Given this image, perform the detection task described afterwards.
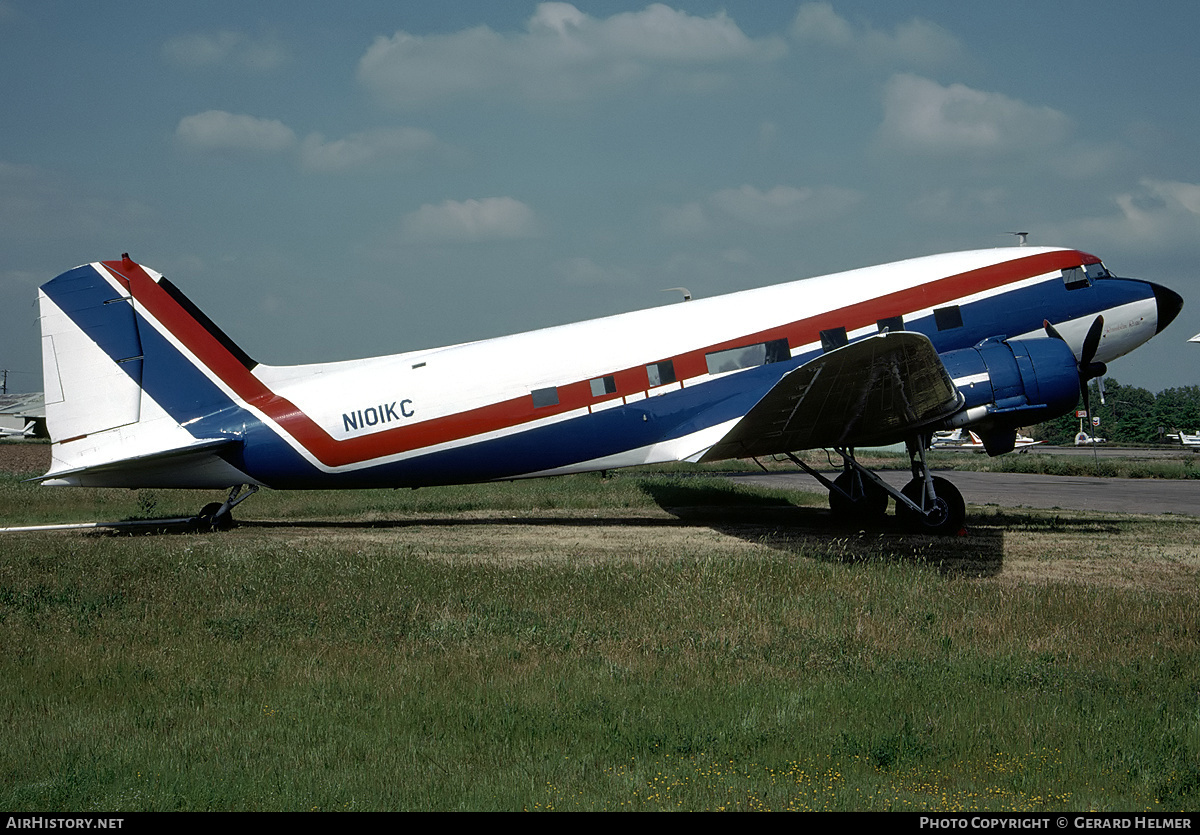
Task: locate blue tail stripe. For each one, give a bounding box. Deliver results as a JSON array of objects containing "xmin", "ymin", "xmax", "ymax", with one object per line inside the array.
[{"xmin": 42, "ymin": 266, "xmax": 143, "ymax": 367}]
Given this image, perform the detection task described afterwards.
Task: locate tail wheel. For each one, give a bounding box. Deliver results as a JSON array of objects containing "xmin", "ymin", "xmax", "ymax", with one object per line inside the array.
[
  {"xmin": 828, "ymin": 470, "xmax": 889, "ymax": 521},
  {"xmin": 895, "ymin": 476, "xmax": 965, "ymax": 535}
]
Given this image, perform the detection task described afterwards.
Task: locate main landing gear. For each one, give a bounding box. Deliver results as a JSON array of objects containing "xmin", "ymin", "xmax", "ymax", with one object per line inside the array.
[
  {"xmin": 786, "ymin": 436, "xmax": 966, "ymax": 535},
  {"xmin": 194, "ymin": 484, "xmax": 259, "ymax": 531}
]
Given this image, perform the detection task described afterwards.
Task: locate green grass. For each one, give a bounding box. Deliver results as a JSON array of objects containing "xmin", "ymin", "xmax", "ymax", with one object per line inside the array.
[
  {"xmin": 0, "ymin": 466, "xmax": 815, "ymax": 528},
  {"xmin": 1, "ymin": 469, "xmax": 1198, "ymax": 811},
  {"xmin": 926, "ymin": 451, "xmax": 1200, "ymax": 480}
]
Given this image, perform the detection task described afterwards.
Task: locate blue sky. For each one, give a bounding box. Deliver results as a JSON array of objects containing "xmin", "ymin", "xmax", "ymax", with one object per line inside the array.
[{"xmin": 3, "ymin": 1, "xmax": 1199, "ymax": 396}]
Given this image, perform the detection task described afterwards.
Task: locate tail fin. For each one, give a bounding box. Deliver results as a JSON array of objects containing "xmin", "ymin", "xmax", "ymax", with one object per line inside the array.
[
  {"xmin": 37, "ymin": 255, "xmax": 251, "ymax": 487},
  {"xmin": 39, "ymin": 258, "xmax": 145, "ymax": 441}
]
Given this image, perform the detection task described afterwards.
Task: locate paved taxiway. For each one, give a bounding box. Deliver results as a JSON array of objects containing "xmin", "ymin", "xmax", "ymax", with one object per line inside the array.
[{"xmin": 728, "ymin": 469, "xmax": 1200, "ymax": 517}]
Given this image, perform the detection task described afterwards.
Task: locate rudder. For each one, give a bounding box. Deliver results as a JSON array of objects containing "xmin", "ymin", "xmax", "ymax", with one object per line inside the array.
[{"xmin": 39, "ymin": 260, "xmax": 145, "ymax": 441}]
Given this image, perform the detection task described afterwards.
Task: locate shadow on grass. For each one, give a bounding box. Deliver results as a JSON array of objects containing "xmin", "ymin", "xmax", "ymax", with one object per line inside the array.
[
  {"xmin": 638, "ymin": 479, "xmax": 1011, "ymax": 577},
  {"xmin": 90, "ymin": 477, "xmax": 1134, "ymax": 580},
  {"xmin": 638, "ymin": 478, "xmax": 1137, "ymax": 578}
]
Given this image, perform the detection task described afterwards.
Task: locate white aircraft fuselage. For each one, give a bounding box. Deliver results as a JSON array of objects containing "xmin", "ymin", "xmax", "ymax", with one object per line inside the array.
[{"xmin": 36, "ymin": 248, "xmax": 1182, "ymax": 511}]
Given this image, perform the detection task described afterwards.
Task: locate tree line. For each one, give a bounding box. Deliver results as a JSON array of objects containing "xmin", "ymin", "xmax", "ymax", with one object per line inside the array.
[{"xmin": 1030, "ymin": 378, "xmax": 1200, "ymax": 445}]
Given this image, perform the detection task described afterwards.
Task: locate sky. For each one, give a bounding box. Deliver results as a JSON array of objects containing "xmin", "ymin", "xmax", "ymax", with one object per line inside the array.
[{"xmin": 2, "ymin": 1, "xmax": 1200, "ymax": 396}]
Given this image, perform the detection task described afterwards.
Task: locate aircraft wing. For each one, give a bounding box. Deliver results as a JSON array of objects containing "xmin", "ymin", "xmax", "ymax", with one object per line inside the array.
[{"xmin": 699, "ymin": 332, "xmax": 963, "ymax": 461}]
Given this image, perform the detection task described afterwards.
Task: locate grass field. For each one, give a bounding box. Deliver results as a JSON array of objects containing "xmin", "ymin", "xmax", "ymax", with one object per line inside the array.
[{"xmin": 2, "ymin": 447, "xmax": 1199, "ymax": 811}]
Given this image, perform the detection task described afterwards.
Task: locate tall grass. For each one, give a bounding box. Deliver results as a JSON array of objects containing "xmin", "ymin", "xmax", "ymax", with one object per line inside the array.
[
  {"xmin": 1, "ymin": 472, "xmax": 1198, "ymax": 810},
  {"xmin": 930, "ymin": 452, "xmax": 1200, "ymax": 480}
]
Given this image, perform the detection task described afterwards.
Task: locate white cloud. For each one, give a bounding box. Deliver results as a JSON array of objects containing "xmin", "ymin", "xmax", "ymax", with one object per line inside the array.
[
  {"xmin": 662, "ymin": 184, "xmax": 860, "ymax": 235},
  {"xmin": 163, "ymin": 30, "xmax": 287, "ymax": 71},
  {"xmin": 176, "ymin": 111, "xmax": 297, "ymax": 154},
  {"xmin": 791, "ymin": 2, "xmax": 963, "ymax": 68},
  {"xmin": 1053, "ymin": 179, "xmax": 1200, "ymax": 252},
  {"xmin": 554, "ymin": 256, "xmax": 639, "ymax": 288},
  {"xmin": 879, "ymin": 74, "xmax": 1071, "ymax": 155},
  {"xmin": 400, "ymin": 197, "xmax": 540, "ymax": 244},
  {"xmin": 357, "ymin": 2, "xmax": 785, "ymax": 108},
  {"xmin": 176, "ymin": 112, "xmax": 443, "ymax": 171},
  {"xmin": 299, "ymin": 127, "xmax": 438, "ymax": 172},
  {"xmin": 1150, "ymin": 179, "xmax": 1200, "ymax": 215}
]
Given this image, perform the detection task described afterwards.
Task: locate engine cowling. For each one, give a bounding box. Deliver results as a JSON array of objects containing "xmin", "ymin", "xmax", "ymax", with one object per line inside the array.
[{"xmin": 938, "ymin": 337, "xmax": 1081, "ymax": 455}]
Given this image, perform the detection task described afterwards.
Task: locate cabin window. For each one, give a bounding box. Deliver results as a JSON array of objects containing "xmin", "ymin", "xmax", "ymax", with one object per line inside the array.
[
  {"xmin": 1062, "ymin": 267, "xmax": 1090, "ymax": 289},
  {"xmin": 589, "ymin": 375, "xmax": 616, "ymax": 397},
  {"xmin": 933, "ymin": 305, "xmax": 963, "ymax": 331},
  {"xmin": 646, "ymin": 360, "xmax": 676, "ymax": 387},
  {"xmin": 705, "ymin": 338, "xmax": 790, "ymax": 375},
  {"xmin": 877, "ymin": 316, "xmax": 905, "ymax": 333},
  {"xmin": 820, "ymin": 327, "xmax": 848, "ymax": 352},
  {"xmin": 1084, "ymin": 262, "xmax": 1110, "ymax": 281},
  {"xmin": 531, "ymin": 387, "xmax": 559, "ymax": 408}
]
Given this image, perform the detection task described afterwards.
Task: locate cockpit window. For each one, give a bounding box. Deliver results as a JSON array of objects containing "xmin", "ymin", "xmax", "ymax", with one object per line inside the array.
[
  {"xmin": 1061, "ymin": 267, "xmax": 1090, "ymax": 289},
  {"xmin": 1064, "ymin": 262, "xmax": 1110, "ymax": 289}
]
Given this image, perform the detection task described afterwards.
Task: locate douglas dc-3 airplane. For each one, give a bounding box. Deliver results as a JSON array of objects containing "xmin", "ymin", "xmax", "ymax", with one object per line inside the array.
[{"xmin": 34, "ymin": 247, "xmax": 1181, "ymax": 534}]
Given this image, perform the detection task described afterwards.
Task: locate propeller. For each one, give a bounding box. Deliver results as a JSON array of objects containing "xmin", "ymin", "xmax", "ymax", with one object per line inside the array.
[{"xmin": 1044, "ymin": 315, "xmax": 1107, "ymax": 448}]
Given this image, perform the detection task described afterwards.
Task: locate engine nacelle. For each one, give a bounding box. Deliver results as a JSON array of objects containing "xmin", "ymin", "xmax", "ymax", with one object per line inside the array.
[{"xmin": 938, "ymin": 337, "xmax": 1080, "ymax": 455}]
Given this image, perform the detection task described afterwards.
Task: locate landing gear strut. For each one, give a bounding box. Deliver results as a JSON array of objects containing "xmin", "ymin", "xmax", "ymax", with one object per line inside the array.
[
  {"xmin": 194, "ymin": 484, "xmax": 259, "ymax": 531},
  {"xmin": 827, "ymin": 466, "xmax": 889, "ymax": 523},
  {"xmin": 891, "ymin": 436, "xmax": 966, "ymax": 534},
  {"xmin": 786, "ymin": 436, "xmax": 966, "ymax": 535}
]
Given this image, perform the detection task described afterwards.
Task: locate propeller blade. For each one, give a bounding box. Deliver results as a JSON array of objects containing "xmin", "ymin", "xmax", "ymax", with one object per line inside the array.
[
  {"xmin": 1081, "ymin": 315, "xmax": 1105, "ymax": 367},
  {"xmin": 1082, "ymin": 360, "xmax": 1108, "ymax": 381},
  {"xmin": 1044, "ymin": 315, "xmax": 1106, "ymax": 469}
]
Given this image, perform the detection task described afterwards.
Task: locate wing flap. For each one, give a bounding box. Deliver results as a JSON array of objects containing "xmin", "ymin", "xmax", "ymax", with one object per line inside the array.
[{"xmin": 700, "ymin": 332, "xmax": 962, "ymax": 461}]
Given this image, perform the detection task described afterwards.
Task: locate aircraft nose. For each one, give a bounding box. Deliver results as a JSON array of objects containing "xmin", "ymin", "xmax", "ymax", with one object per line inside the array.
[{"xmin": 1151, "ymin": 282, "xmax": 1184, "ymax": 334}]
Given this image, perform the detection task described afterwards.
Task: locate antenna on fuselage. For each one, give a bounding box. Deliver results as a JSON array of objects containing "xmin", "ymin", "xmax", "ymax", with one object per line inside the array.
[
  {"xmin": 663, "ymin": 287, "xmax": 693, "ymax": 302},
  {"xmin": 1010, "ymin": 232, "xmax": 1029, "ymax": 246}
]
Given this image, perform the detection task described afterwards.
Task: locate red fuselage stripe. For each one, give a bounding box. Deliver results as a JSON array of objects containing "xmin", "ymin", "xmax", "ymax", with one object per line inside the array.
[{"xmin": 102, "ymin": 250, "xmax": 1089, "ymax": 468}]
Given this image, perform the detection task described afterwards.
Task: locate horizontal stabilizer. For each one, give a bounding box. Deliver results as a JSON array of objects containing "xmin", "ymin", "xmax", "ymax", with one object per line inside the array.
[
  {"xmin": 700, "ymin": 332, "xmax": 962, "ymax": 461},
  {"xmin": 34, "ymin": 437, "xmax": 245, "ymax": 487}
]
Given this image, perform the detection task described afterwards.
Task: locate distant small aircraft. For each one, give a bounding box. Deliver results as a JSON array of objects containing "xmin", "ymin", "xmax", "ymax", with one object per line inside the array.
[
  {"xmin": 34, "ymin": 247, "xmax": 1181, "ymax": 533},
  {"xmin": 1073, "ymin": 415, "xmax": 1107, "ymax": 446},
  {"xmin": 1165, "ymin": 430, "xmax": 1200, "ymax": 448},
  {"xmin": 0, "ymin": 421, "xmax": 34, "ymax": 439},
  {"xmin": 931, "ymin": 428, "xmax": 1042, "ymax": 452},
  {"xmin": 1179, "ymin": 335, "xmax": 1200, "ymax": 447}
]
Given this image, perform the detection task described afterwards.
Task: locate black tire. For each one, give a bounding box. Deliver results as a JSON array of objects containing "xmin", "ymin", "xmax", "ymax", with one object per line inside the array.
[
  {"xmin": 828, "ymin": 470, "xmax": 889, "ymax": 522},
  {"xmin": 196, "ymin": 501, "xmax": 234, "ymax": 532},
  {"xmin": 895, "ymin": 476, "xmax": 965, "ymax": 535}
]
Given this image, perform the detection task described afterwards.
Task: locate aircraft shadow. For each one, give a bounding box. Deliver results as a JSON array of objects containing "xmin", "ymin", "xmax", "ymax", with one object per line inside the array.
[
  {"xmin": 636, "ymin": 480, "xmax": 1006, "ymax": 577},
  {"xmin": 637, "ymin": 480, "xmax": 1132, "ymax": 578},
  {"xmin": 97, "ymin": 482, "xmax": 1130, "ymax": 581}
]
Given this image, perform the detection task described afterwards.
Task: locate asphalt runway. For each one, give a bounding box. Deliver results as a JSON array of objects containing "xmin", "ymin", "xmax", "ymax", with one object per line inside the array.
[{"xmin": 728, "ymin": 469, "xmax": 1200, "ymax": 517}]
